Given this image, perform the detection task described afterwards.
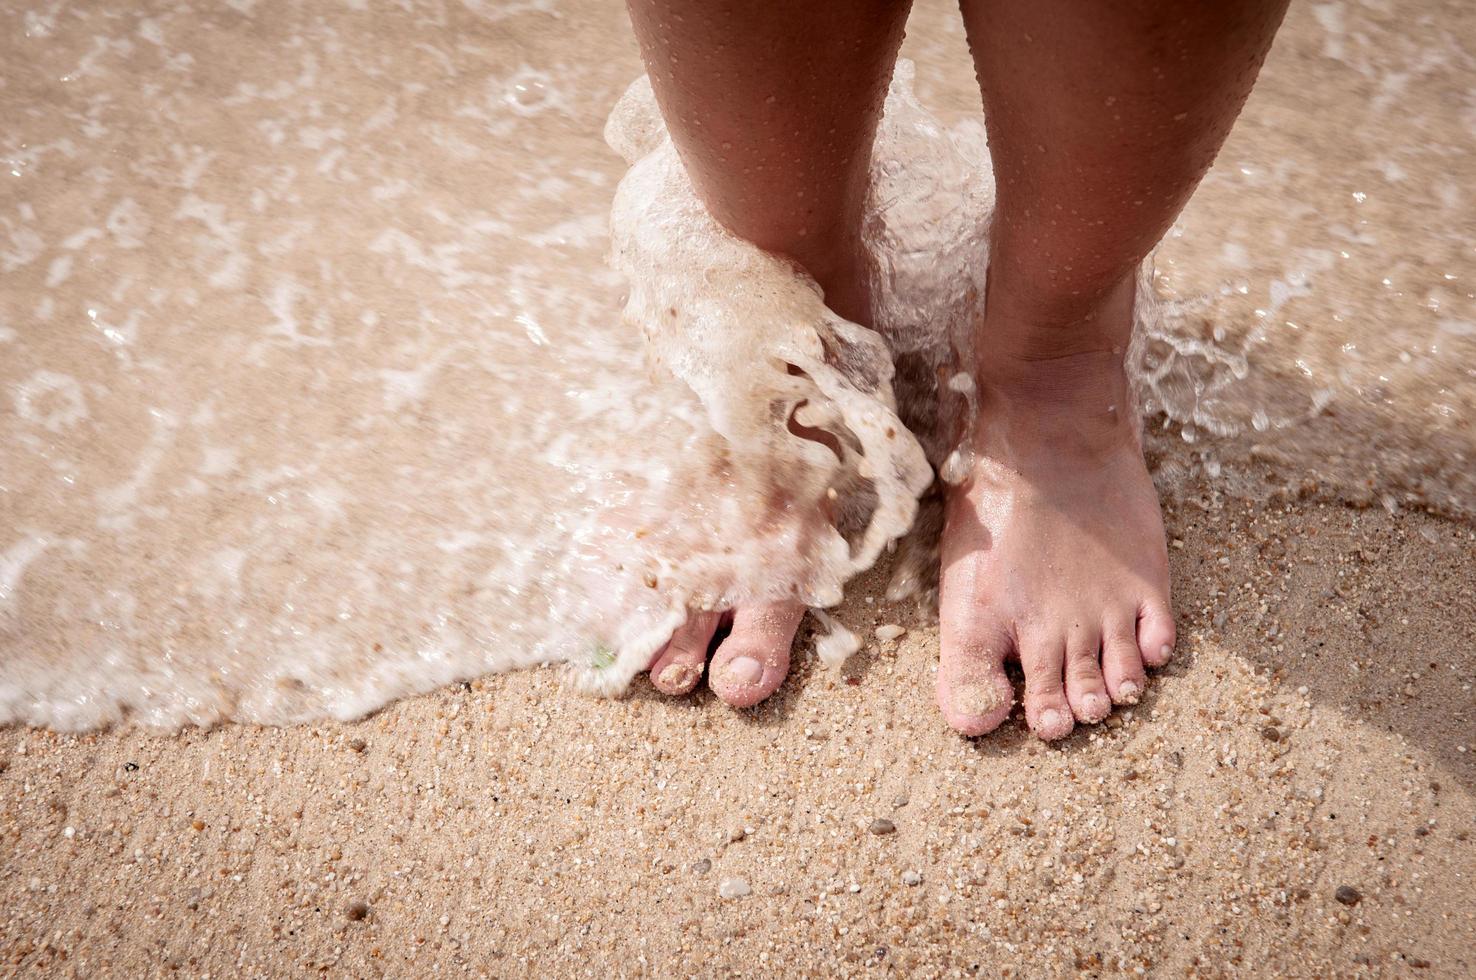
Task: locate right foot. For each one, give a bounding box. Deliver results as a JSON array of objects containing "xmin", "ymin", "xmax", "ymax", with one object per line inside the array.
[
  {"xmin": 642, "ymin": 239, "xmax": 867, "ymax": 710},
  {"xmin": 647, "ymin": 601, "xmax": 806, "ymax": 707}
]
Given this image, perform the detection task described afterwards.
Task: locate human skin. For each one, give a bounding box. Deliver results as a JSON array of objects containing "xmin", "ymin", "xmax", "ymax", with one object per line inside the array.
[{"xmin": 626, "ymin": 0, "xmax": 1290, "ymax": 735}]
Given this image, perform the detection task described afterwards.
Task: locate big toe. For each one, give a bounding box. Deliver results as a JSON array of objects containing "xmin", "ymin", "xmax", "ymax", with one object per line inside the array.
[
  {"xmin": 937, "ymin": 613, "xmax": 1015, "ymax": 737},
  {"xmin": 936, "ymin": 668, "xmax": 1014, "ymax": 737},
  {"xmin": 708, "ymin": 601, "xmax": 805, "ymax": 708},
  {"xmin": 648, "ymin": 610, "xmax": 719, "ymax": 696}
]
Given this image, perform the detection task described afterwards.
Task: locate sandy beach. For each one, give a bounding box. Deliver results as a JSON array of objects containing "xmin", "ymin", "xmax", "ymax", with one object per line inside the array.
[
  {"xmin": 4, "ymin": 0, "xmax": 1475, "ymax": 975},
  {"xmin": 4, "ymin": 467, "xmax": 1475, "ymax": 975}
]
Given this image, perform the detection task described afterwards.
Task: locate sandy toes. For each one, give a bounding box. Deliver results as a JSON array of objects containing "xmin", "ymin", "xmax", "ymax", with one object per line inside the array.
[{"xmin": 647, "ymin": 602, "xmax": 806, "ymax": 707}]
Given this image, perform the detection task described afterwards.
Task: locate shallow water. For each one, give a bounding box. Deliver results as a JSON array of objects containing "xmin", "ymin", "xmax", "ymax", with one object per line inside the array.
[{"xmin": 2, "ymin": 0, "xmax": 1472, "ymax": 730}]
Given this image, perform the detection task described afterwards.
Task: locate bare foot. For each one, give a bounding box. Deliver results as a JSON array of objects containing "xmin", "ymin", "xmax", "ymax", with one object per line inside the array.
[
  {"xmin": 937, "ymin": 279, "xmax": 1175, "ymax": 741},
  {"xmin": 637, "ymin": 228, "xmax": 873, "ymax": 708},
  {"xmin": 643, "ymin": 240, "xmax": 870, "ymax": 710},
  {"xmin": 647, "ymin": 601, "xmax": 806, "ymax": 707}
]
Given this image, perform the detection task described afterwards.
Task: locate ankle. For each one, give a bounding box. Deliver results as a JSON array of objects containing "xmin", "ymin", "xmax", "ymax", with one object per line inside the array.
[
  {"xmin": 973, "ymin": 348, "xmax": 1133, "ymax": 431},
  {"xmin": 969, "ymin": 271, "xmax": 1138, "ymax": 439},
  {"xmin": 802, "ymin": 236, "xmax": 873, "ymax": 327},
  {"xmin": 966, "ymin": 353, "xmax": 1140, "ymax": 469},
  {"xmin": 975, "ymin": 268, "xmax": 1136, "ymax": 368}
]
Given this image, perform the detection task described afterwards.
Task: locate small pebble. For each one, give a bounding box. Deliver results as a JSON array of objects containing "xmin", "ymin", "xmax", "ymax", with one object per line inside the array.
[
  {"xmin": 1260, "ymin": 725, "xmax": 1282, "ymax": 742},
  {"xmin": 718, "ymin": 877, "xmax": 750, "ymax": 899},
  {"xmin": 1334, "ymin": 885, "xmax": 1362, "ymax": 906},
  {"xmin": 892, "ymin": 793, "xmax": 909, "ymax": 809},
  {"xmin": 346, "ymin": 902, "xmax": 369, "ymax": 921},
  {"xmin": 874, "ymin": 624, "xmax": 905, "ymax": 642},
  {"xmin": 727, "ymin": 826, "xmax": 746, "ymax": 843},
  {"xmin": 347, "ymin": 737, "xmax": 367, "ymax": 753},
  {"xmin": 902, "ymin": 870, "xmax": 923, "ymax": 887},
  {"xmin": 692, "ymin": 858, "xmax": 711, "ymax": 875},
  {"xmin": 869, "ymin": 818, "xmax": 896, "ymax": 836}
]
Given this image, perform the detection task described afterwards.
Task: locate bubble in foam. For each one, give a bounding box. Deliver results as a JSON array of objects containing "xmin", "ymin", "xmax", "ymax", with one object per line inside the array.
[
  {"xmin": 13, "ymin": 371, "xmax": 89, "ymax": 432},
  {"xmin": 499, "ymin": 67, "xmax": 562, "ymax": 117}
]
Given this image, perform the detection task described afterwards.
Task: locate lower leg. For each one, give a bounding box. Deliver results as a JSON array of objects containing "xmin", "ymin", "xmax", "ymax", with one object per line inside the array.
[
  {"xmin": 937, "ymin": 0, "xmax": 1288, "ymax": 739},
  {"xmin": 965, "ymin": 0, "xmax": 1290, "ymax": 356},
  {"xmin": 625, "ymin": 0, "xmax": 912, "ymax": 324},
  {"xmin": 626, "ymin": 0, "xmax": 911, "ymax": 706}
]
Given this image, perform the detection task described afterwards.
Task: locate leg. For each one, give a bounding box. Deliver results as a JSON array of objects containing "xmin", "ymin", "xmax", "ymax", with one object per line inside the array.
[
  {"xmin": 626, "ymin": 0, "xmax": 912, "ymax": 705},
  {"xmin": 625, "ymin": 0, "xmax": 913, "ymax": 324},
  {"xmin": 938, "ymin": 0, "xmax": 1289, "ymax": 739}
]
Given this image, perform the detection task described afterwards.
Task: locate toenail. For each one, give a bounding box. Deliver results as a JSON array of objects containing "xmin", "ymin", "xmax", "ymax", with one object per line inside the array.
[
  {"xmin": 1118, "ymin": 680, "xmax": 1142, "ymax": 703},
  {"xmin": 1082, "ymin": 692, "xmax": 1109, "ymax": 719},
  {"xmin": 1159, "ymin": 644, "xmax": 1174, "ymax": 661},
  {"xmin": 1040, "ymin": 708, "xmax": 1068, "ymax": 734},
  {"xmin": 723, "ymin": 656, "xmax": 765, "ymax": 686},
  {"xmin": 657, "ymin": 663, "xmax": 699, "ymax": 691}
]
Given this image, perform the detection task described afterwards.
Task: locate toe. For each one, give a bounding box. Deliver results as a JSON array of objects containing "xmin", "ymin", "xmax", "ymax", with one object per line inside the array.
[
  {"xmin": 1102, "ymin": 615, "xmax": 1148, "ymax": 705},
  {"xmin": 1063, "ymin": 628, "xmax": 1111, "ymax": 724},
  {"xmin": 1020, "ymin": 634, "xmax": 1074, "ymax": 741},
  {"xmin": 708, "ymin": 601, "xmax": 804, "ymax": 708},
  {"xmin": 648, "ymin": 610, "xmax": 719, "ymax": 696},
  {"xmin": 936, "ymin": 631, "xmax": 1014, "ymax": 738},
  {"xmin": 1137, "ymin": 599, "xmax": 1176, "ymax": 667}
]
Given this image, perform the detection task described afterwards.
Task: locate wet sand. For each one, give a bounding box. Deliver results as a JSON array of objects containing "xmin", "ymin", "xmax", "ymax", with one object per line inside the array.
[{"xmin": 4, "ymin": 0, "xmax": 1476, "ymax": 975}]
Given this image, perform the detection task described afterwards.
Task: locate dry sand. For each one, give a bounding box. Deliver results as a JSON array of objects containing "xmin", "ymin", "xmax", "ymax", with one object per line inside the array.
[{"xmin": 4, "ymin": 0, "xmax": 1476, "ymax": 976}]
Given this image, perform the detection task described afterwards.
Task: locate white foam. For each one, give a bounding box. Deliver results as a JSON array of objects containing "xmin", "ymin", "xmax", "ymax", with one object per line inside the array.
[
  {"xmin": 586, "ymin": 67, "xmax": 990, "ymax": 687},
  {"xmin": 0, "ymin": 535, "xmax": 50, "ymax": 608}
]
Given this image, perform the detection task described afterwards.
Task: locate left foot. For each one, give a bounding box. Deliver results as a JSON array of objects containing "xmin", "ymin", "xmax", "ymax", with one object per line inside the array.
[
  {"xmin": 936, "ymin": 279, "xmax": 1176, "ymax": 740},
  {"xmin": 647, "ymin": 601, "xmax": 806, "ymax": 707}
]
